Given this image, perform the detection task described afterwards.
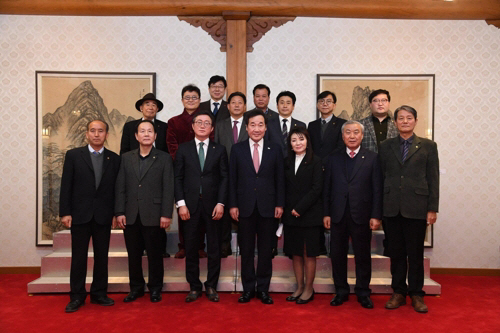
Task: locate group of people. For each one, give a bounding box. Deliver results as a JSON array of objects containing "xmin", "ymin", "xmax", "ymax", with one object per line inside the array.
[{"xmin": 59, "ymin": 75, "xmax": 439, "ymax": 315}]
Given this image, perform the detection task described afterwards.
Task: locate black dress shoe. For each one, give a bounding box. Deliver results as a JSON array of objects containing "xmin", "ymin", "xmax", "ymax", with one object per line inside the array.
[
  {"xmin": 162, "ymin": 251, "xmax": 171, "ymax": 258},
  {"xmin": 238, "ymin": 291, "xmax": 255, "ymax": 303},
  {"xmin": 330, "ymin": 294, "xmax": 349, "ymax": 306},
  {"xmin": 296, "ymin": 290, "xmax": 315, "ymax": 304},
  {"xmin": 185, "ymin": 290, "xmax": 202, "ymax": 303},
  {"xmin": 123, "ymin": 291, "xmax": 144, "ymax": 303},
  {"xmin": 286, "ymin": 293, "xmax": 302, "ymax": 302},
  {"xmin": 65, "ymin": 299, "xmax": 84, "ymax": 313},
  {"xmin": 90, "ymin": 296, "xmax": 114, "ymax": 306},
  {"xmin": 358, "ymin": 296, "xmax": 374, "ymax": 309},
  {"xmin": 150, "ymin": 290, "xmax": 162, "ymax": 303},
  {"xmin": 256, "ymin": 291, "xmax": 274, "ymax": 304},
  {"xmin": 206, "ymin": 287, "xmax": 219, "ymax": 302}
]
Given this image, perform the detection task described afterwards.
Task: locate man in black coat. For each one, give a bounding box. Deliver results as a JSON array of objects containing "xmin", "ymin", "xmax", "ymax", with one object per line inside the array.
[
  {"xmin": 174, "ymin": 111, "xmax": 229, "ymax": 303},
  {"xmin": 199, "ymin": 75, "xmax": 230, "ymax": 122},
  {"xmin": 59, "ymin": 120, "xmax": 121, "ymax": 313},
  {"xmin": 323, "ymin": 120, "xmax": 383, "ymax": 309}
]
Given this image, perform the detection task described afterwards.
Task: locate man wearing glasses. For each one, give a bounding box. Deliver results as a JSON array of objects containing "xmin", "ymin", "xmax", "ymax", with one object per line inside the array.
[
  {"xmin": 199, "ymin": 75, "xmax": 230, "ymax": 122},
  {"xmin": 359, "ymin": 89, "xmax": 399, "ymax": 153},
  {"xmin": 168, "ymin": 84, "xmax": 212, "ymax": 258},
  {"xmin": 174, "ymin": 111, "xmax": 228, "ymax": 302}
]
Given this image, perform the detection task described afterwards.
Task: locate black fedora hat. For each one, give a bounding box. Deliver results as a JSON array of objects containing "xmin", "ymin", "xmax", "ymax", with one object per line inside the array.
[{"xmin": 135, "ymin": 93, "xmax": 164, "ymax": 112}]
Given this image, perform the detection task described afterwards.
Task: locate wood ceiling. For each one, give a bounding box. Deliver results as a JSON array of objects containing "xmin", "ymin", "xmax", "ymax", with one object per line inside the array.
[{"xmin": 1, "ymin": 0, "xmax": 499, "ymax": 27}]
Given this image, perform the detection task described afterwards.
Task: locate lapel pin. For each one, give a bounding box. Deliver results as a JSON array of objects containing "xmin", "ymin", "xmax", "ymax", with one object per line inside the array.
[
  {"xmin": 362, "ymin": 156, "xmax": 365, "ymax": 159},
  {"xmin": 153, "ymin": 156, "xmax": 156, "ymax": 159},
  {"xmin": 107, "ymin": 157, "xmax": 110, "ymax": 160},
  {"xmin": 416, "ymin": 146, "xmax": 419, "ymax": 148},
  {"xmin": 267, "ymin": 147, "xmax": 271, "ymax": 150}
]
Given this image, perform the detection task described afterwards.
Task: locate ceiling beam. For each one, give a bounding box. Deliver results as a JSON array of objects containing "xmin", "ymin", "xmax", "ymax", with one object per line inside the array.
[{"xmin": 1, "ymin": 0, "xmax": 500, "ymax": 21}]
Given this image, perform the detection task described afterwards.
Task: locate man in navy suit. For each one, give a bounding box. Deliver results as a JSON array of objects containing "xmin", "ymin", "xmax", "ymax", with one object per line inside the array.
[
  {"xmin": 267, "ymin": 90, "xmax": 306, "ymax": 158},
  {"xmin": 59, "ymin": 120, "xmax": 121, "ymax": 313},
  {"xmin": 229, "ymin": 110, "xmax": 285, "ymax": 304},
  {"xmin": 174, "ymin": 111, "xmax": 229, "ymax": 303},
  {"xmin": 323, "ymin": 120, "xmax": 383, "ymax": 309}
]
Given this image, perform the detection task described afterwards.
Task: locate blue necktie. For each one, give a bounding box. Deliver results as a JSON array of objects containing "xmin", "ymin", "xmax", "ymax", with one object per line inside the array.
[
  {"xmin": 402, "ymin": 140, "xmax": 410, "ymax": 162},
  {"xmin": 213, "ymin": 102, "xmax": 219, "ymax": 116}
]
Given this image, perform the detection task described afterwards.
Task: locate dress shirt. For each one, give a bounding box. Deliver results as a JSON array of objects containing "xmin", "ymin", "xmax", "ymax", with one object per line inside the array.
[
  {"xmin": 372, "ymin": 115, "xmax": 390, "ymax": 148},
  {"xmin": 346, "ymin": 146, "xmax": 361, "ymax": 158},
  {"xmin": 294, "ymin": 153, "xmax": 305, "ymax": 174},
  {"xmin": 279, "ymin": 115, "xmax": 292, "ymax": 132},
  {"xmin": 88, "ymin": 145, "xmax": 104, "ymax": 154},
  {"xmin": 210, "ymin": 99, "xmax": 223, "ymax": 113},
  {"xmin": 321, "ymin": 114, "xmax": 334, "ymax": 124},
  {"xmin": 249, "ymin": 138, "xmax": 264, "ymax": 163}
]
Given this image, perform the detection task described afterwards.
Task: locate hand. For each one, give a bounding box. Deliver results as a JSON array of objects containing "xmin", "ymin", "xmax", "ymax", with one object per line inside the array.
[
  {"xmin": 230, "ymin": 207, "xmax": 239, "ymax": 222},
  {"xmin": 112, "ymin": 216, "xmax": 117, "ymax": 229},
  {"xmin": 369, "ymin": 218, "xmax": 381, "ymax": 230},
  {"xmin": 160, "ymin": 217, "xmax": 171, "ymax": 229},
  {"xmin": 427, "ymin": 211, "xmax": 437, "ymax": 225},
  {"xmin": 61, "ymin": 215, "xmax": 72, "ymax": 228},
  {"xmin": 291, "ymin": 209, "xmax": 300, "ymax": 218},
  {"xmin": 178, "ymin": 205, "xmax": 190, "ymax": 221},
  {"xmin": 212, "ymin": 204, "xmax": 224, "ymax": 220},
  {"xmin": 323, "ymin": 216, "xmax": 331, "ymax": 230},
  {"xmin": 275, "ymin": 207, "xmax": 283, "ymax": 219},
  {"xmin": 116, "ymin": 215, "xmax": 126, "ymax": 229}
]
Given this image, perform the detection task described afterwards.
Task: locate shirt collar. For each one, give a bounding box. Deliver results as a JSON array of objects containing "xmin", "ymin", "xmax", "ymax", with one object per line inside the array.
[
  {"xmin": 346, "ymin": 146, "xmax": 361, "ymax": 156},
  {"xmin": 230, "ymin": 116, "xmax": 243, "ymax": 123},
  {"xmin": 399, "ymin": 134, "xmax": 415, "ymax": 145},
  {"xmin": 88, "ymin": 145, "xmax": 104, "ymax": 154},
  {"xmin": 279, "ymin": 115, "xmax": 291, "ymax": 124},
  {"xmin": 141, "ymin": 117, "xmax": 155, "ymax": 123},
  {"xmin": 210, "ymin": 98, "xmax": 223, "ymax": 105},
  {"xmin": 195, "ymin": 137, "xmax": 209, "ymax": 147},
  {"xmin": 371, "ymin": 114, "xmax": 389, "ymax": 123},
  {"xmin": 250, "ymin": 138, "xmax": 263, "ymax": 147},
  {"xmin": 321, "ymin": 114, "xmax": 333, "ymax": 123}
]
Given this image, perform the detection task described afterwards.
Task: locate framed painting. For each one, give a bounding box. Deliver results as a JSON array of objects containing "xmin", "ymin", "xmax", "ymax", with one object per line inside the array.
[
  {"xmin": 36, "ymin": 71, "xmax": 156, "ymax": 245},
  {"xmin": 317, "ymin": 74, "xmax": 435, "ymax": 247}
]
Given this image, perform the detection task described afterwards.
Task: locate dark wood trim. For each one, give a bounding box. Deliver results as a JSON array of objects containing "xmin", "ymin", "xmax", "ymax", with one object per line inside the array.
[
  {"xmin": 0, "ymin": 267, "xmax": 41, "ymax": 275},
  {"xmin": 431, "ymin": 268, "xmax": 500, "ymax": 276}
]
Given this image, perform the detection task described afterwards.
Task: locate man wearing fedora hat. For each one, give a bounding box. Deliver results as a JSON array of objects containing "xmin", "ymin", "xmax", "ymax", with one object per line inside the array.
[{"xmin": 120, "ymin": 93, "xmax": 168, "ymax": 155}]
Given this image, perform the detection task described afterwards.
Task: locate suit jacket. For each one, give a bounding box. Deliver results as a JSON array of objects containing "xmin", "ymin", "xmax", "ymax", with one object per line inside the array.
[
  {"xmin": 379, "ymin": 135, "xmax": 439, "ymax": 220},
  {"xmin": 174, "ymin": 140, "xmax": 229, "ymax": 214},
  {"xmin": 359, "ymin": 115, "xmax": 399, "ymax": 153},
  {"xmin": 323, "ymin": 148, "xmax": 383, "ymax": 225},
  {"xmin": 308, "ymin": 115, "xmax": 347, "ymax": 160},
  {"xmin": 199, "ymin": 100, "xmax": 230, "ymax": 122},
  {"xmin": 59, "ymin": 146, "xmax": 121, "ymax": 225},
  {"xmin": 267, "ymin": 116, "xmax": 306, "ymax": 157},
  {"xmin": 229, "ymin": 139, "xmax": 285, "ymax": 218},
  {"xmin": 120, "ymin": 118, "xmax": 168, "ymax": 155},
  {"xmin": 214, "ymin": 116, "xmax": 248, "ymax": 158},
  {"xmin": 282, "ymin": 154, "xmax": 323, "ymax": 227},
  {"xmin": 115, "ymin": 147, "xmax": 174, "ymax": 226},
  {"xmin": 249, "ymin": 107, "xmax": 279, "ymax": 121}
]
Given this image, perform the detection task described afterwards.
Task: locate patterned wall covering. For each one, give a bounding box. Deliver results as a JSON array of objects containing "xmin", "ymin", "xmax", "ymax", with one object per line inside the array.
[{"xmin": 0, "ymin": 15, "xmax": 499, "ymax": 268}]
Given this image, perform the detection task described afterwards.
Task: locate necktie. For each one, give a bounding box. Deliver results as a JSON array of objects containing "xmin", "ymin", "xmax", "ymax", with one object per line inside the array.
[
  {"xmin": 92, "ymin": 151, "xmax": 100, "ymax": 155},
  {"xmin": 199, "ymin": 142, "xmax": 205, "ymax": 170},
  {"xmin": 349, "ymin": 151, "xmax": 356, "ymax": 158},
  {"xmin": 282, "ymin": 119, "xmax": 288, "ymax": 144},
  {"xmin": 253, "ymin": 143, "xmax": 260, "ymax": 173},
  {"xmin": 213, "ymin": 102, "xmax": 219, "ymax": 116},
  {"xmin": 402, "ymin": 140, "xmax": 410, "ymax": 162},
  {"xmin": 233, "ymin": 120, "xmax": 239, "ymax": 143},
  {"xmin": 321, "ymin": 119, "xmax": 327, "ymax": 138}
]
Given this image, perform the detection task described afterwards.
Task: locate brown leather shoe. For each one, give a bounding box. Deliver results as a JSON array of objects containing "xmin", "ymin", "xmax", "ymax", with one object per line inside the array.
[
  {"xmin": 174, "ymin": 249, "xmax": 186, "ymax": 259},
  {"xmin": 411, "ymin": 295, "xmax": 428, "ymax": 313},
  {"xmin": 385, "ymin": 293, "xmax": 406, "ymax": 309},
  {"xmin": 198, "ymin": 250, "xmax": 208, "ymax": 258}
]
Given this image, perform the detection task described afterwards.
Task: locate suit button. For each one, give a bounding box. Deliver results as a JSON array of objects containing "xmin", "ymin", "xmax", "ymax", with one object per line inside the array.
[
  {"xmin": 139, "ymin": 184, "xmax": 142, "ymax": 187},
  {"xmin": 254, "ymin": 188, "xmax": 257, "ymax": 191},
  {"xmin": 401, "ymin": 176, "xmax": 404, "ymax": 178}
]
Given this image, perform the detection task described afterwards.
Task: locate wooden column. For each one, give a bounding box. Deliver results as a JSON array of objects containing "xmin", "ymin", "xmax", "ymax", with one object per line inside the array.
[{"xmin": 223, "ymin": 12, "xmax": 250, "ymax": 96}]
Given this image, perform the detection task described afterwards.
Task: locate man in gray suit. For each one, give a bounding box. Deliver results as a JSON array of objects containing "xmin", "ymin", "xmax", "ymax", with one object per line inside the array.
[
  {"xmin": 115, "ymin": 120, "xmax": 174, "ymax": 303},
  {"xmin": 359, "ymin": 89, "xmax": 399, "ymax": 153},
  {"xmin": 214, "ymin": 91, "xmax": 248, "ymax": 257},
  {"xmin": 379, "ymin": 105, "xmax": 439, "ymax": 313}
]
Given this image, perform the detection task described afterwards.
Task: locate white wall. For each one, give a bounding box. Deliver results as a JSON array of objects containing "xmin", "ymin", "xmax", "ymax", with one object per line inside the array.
[{"xmin": 0, "ymin": 15, "xmax": 499, "ymax": 268}]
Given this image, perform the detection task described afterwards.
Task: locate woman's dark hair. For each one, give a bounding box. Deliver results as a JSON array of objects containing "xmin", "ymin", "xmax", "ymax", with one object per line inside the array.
[{"xmin": 287, "ymin": 127, "xmax": 313, "ymax": 164}]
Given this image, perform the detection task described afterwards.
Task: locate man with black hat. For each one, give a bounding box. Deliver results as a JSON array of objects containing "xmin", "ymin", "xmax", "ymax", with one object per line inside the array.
[{"xmin": 120, "ymin": 93, "xmax": 168, "ymax": 155}]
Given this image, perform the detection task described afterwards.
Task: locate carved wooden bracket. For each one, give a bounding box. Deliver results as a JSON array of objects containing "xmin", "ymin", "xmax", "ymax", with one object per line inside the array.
[
  {"xmin": 178, "ymin": 16, "xmax": 295, "ymax": 52},
  {"xmin": 486, "ymin": 20, "xmax": 500, "ymax": 29}
]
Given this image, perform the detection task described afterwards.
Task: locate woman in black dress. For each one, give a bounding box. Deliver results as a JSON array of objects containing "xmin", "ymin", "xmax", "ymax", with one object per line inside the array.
[{"xmin": 282, "ymin": 127, "xmax": 323, "ymax": 304}]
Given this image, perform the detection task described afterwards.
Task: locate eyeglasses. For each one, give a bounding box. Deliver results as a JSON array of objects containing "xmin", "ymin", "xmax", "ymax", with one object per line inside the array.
[
  {"xmin": 183, "ymin": 96, "xmax": 199, "ymax": 101},
  {"xmin": 210, "ymin": 85, "xmax": 225, "ymax": 90},
  {"xmin": 372, "ymin": 99, "xmax": 389, "ymax": 104},
  {"xmin": 318, "ymin": 99, "xmax": 334, "ymax": 105},
  {"xmin": 194, "ymin": 120, "xmax": 212, "ymax": 127}
]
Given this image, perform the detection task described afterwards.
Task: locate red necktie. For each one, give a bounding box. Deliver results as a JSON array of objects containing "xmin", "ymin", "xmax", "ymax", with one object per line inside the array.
[
  {"xmin": 233, "ymin": 121, "xmax": 238, "ymax": 143},
  {"xmin": 349, "ymin": 151, "xmax": 356, "ymax": 158}
]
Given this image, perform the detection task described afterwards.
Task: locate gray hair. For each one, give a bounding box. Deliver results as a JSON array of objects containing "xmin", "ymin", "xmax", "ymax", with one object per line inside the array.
[
  {"xmin": 394, "ymin": 105, "xmax": 417, "ymax": 120},
  {"xmin": 341, "ymin": 120, "xmax": 364, "ymax": 134}
]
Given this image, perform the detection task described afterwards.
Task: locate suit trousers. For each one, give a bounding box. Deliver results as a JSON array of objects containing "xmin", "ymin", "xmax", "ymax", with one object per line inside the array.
[
  {"xmin": 330, "ymin": 205, "xmax": 372, "ymax": 297},
  {"xmin": 385, "ymin": 214, "xmax": 427, "ymax": 297},
  {"xmin": 70, "ymin": 217, "xmax": 111, "ymax": 301},
  {"xmin": 184, "ymin": 197, "xmax": 221, "ymax": 291},
  {"xmin": 178, "ymin": 218, "xmax": 206, "ymax": 251},
  {"xmin": 123, "ymin": 215, "xmax": 164, "ymax": 293},
  {"xmin": 238, "ymin": 207, "xmax": 275, "ymax": 293},
  {"xmin": 219, "ymin": 212, "xmax": 234, "ymax": 252}
]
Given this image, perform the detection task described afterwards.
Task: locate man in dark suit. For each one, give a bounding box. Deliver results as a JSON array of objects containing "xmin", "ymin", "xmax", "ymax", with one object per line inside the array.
[
  {"xmin": 214, "ymin": 91, "xmax": 249, "ymax": 257},
  {"xmin": 308, "ymin": 90, "xmax": 347, "ymax": 161},
  {"xmin": 229, "ymin": 110, "xmax": 285, "ymax": 304},
  {"xmin": 115, "ymin": 120, "xmax": 174, "ymax": 303},
  {"xmin": 120, "ymin": 93, "xmax": 168, "ymax": 155},
  {"xmin": 199, "ymin": 75, "xmax": 230, "ymax": 122},
  {"xmin": 323, "ymin": 120, "xmax": 383, "ymax": 309},
  {"xmin": 379, "ymin": 105, "xmax": 439, "ymax": 313},
  {"xmin": 59, "ymin": 120, "xmax": 121, "ymax": 313},
  {"xmin": 249, "ymin": 84, "xmax": 279, "ymax": 120},
  {"xmin": 267, "ymin": 90, "xmax": 306, "ymax": 158},
  {"xmin": 174, "ymin": 111, "xmax": 229, "ymax": 303}
]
